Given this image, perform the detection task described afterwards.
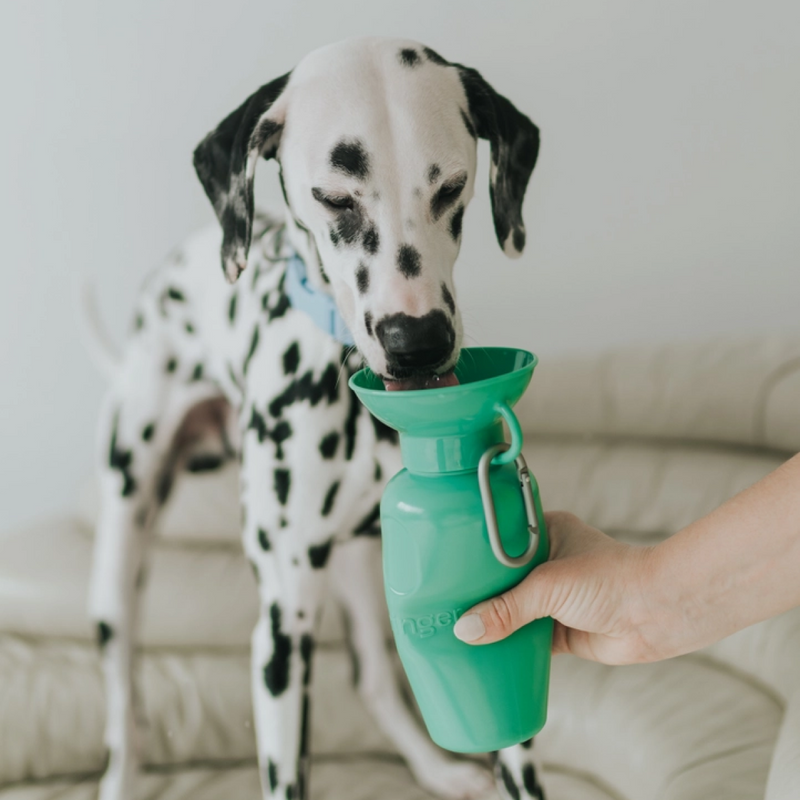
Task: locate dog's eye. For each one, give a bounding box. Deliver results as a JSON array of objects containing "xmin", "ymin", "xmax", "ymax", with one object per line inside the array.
[
  {"xmin": 431, "ymin": 175, "xmax": 467, "ymax": 219},
  {"xmin": 437, "ymin": 182, "xmax": 464, "ymax": 201},
  {"xmin": 312, "ymin": 187, "xmax": 354, "ymax": 211}
]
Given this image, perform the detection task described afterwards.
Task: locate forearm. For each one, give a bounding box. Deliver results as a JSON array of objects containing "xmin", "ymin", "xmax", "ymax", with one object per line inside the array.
[{"xmin": 642, "ymin": 451, "xmax": 800, "ymax": 658}]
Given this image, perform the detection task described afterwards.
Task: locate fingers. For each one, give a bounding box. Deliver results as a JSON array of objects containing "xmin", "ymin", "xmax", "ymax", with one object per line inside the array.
[{"xmin": 453, "ymin": 563, "xmax": 553, "ymax": 645}]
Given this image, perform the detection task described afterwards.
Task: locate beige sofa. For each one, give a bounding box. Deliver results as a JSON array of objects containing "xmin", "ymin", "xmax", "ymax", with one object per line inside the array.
[{"xmin": 1, "ymin": 333, "xmax": 799, "ymax": 799}]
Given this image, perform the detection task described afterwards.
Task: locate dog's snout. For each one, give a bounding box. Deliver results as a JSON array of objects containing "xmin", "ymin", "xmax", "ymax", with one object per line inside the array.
[{"xmin": 376, "ymin": 310, "xmax": 454, "ymax": 372}]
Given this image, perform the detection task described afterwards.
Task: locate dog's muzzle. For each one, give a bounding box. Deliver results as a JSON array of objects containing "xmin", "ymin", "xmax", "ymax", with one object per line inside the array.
[{"xmin": 375, "ymin": 310, "xmax": 458, "ymax": 390}]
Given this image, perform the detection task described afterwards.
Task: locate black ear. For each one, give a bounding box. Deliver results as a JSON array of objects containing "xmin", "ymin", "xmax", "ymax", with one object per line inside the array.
[
  {"xmin": 193, "ymin": 73, "xmax": 291, "ymax": 283},
  {"xmin": 457, "ymin": 66, "xmax": 540, "ymax": 258}
]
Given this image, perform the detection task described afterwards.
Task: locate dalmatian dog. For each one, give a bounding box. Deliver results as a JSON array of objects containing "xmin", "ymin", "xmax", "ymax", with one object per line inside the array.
[{"xmin": 89, "ymin": 37, "xmax": 544, "ymax": 800}]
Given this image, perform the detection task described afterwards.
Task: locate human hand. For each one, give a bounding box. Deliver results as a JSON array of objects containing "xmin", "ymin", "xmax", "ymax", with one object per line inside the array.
[{"xmin": 452, "ymin": 511, "xmax": 665, "ymax": 664}]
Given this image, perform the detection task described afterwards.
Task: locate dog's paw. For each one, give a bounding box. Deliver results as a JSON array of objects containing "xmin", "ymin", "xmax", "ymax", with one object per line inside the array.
[{"xmin": 412, "ymin": 757, "xmax": 496, "ymax": 800}]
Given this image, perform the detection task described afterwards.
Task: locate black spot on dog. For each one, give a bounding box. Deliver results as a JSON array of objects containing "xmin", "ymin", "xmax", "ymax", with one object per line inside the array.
[
  {"xmin": 186, "ymin": 453, "xmax": 225, "ymax": 472},
  {"xmin": 354, "ymin": 503, "xmax": 381, "ymax": 536},
  {"xmin": 134, "ymin": 313, "xmax": 145, "ymax": 331},
  {"xmin": 185, "ymin": 322, "xmax": 195, "ymax": 334},
  {"xmin": 449, "ymin": 205, "xmax": 465, "ymax": 241},
  {"xmin": 280, "ymin": 517, "xmax": 287, "ymax": 528},
  {"xmin": 166, "ymin": 357, "xmax": 178, "ymax": 373},
  {"xmin": 427, "ymin": 164, "xmax": 441, "ymax": 184},
  {"xmin": 249, "ymin": 407, "xmax": 268, "ymax": 442},
  {"xmin": 308, "ymin": 539, "xmax": 333, "ymax": 569},
  {"xmin": 399, "ymin": 48, "xmax": 420, "ymax": 67},
  {"xmin": 298, "ymin": 691, "xmax": 311, "ymax": 790},
  {"xmin": 167, "ymin": 287, "xmax": 185, "ymax": 302},
  {"xmin": 364, "ymin": 312, "xmax": 373, "ymax": 337},
  {"xmin": 228, "ymin": 293, "xmax": 237, "ymax": 324},
  {"xmin": 460, "ymin": 108, "xmax": 477, "ymax": 139},
  {"xmin": 374, "ymin": 460, "xmax": 382, "ymax": 482},
  {"xmin": 283, "ymin": 342, "xmax": 300, "ymax": 375},
  {"xmin": 263, "ymin": 603, "xmax": 292, "ymax": 697},
  {"xmin": 268, "ymin": 364, "xmax": 339, "ymax": 418},
  {"xmin": 271, "ymin": 420, "xmax": 292, "ymax": 459},
  {"xmin": 142, "ymin": 423, "xmax": 155, "ymax": 442},
  {"xmin": 423, "ymin": 46, "xmax": 449, "ymax": 66},
  {"xmin": 513, "ymin": 227, "xmax": 526, "ymax": 252},
  {"xmin": 274, "ymin": 469, "xmax": 291, "ymax": 505},
  {"xmin": 356, "ymin": 263, "xmax": 370, "ymax": 295},
  {"xmin": 243, "ymin": 325, "xmax": 260, "ymax": 375},
  {"xmin": 258, "ymin": 527, "xmax": 271, "ymax": 551},
  {"xmin": 264, "ymin": 278, "xmax": 292, "ymax": 322},
  {"xmin": 441, "ymin": 283, "xmax": 456, "ymax": 315},
  {"xmin": 498, "ymin": 762, "xmax": 521, "ymax": 800},
  {"xmin": 268, "ymin": 291, "xmax": 291, "ymax": 322},
  {"xmin": 319, "ymin": 432, "xmax": 339, "ymax": 459},
  {"xmin": 299, "ymin": 634, "xmax": 314, "ymax": 686},
  {"xmin": 321, "ymin": 481, "xmax": 340, "ymax": 516},
  {"xmin": 267, "ymin": 760, "xmax": 279, "ymax": 792},
  {"xmin": 97, "ymin": 621, "xmax": 113, "ymax": 648},
  {"xmin": 522, "ymin": 763, "xmax": 544, "ymax": 798},
  {"xmin": 520, "ymin": 737, "xmax": 534, "ymax": 749},
  {"xmin": 329, "ymin": 226, "xmax": 340, "ymax": 247},
  {"xmin": 397, "ymin": 244, "xmax": 421, "ymax": 278},
  {"xmin": 343, "ymin": 391, "xmax": 360, "ymax": 461},
  {"xmin": 250, "ymin": 402, "xmax": 294, "ymax": 459},
  {"xmin": 362, "ymin": 225, "xmax": 380, "ymax": 255},
  {"xmin": 372, "ymin": 414, "xmax": 398, "ymax": 444},
  {"xmin": 109, "ymin": 413, "xmax": 136, "ymax": 497},
  {"xmin": 330, "ymin": 139, "xmax": 370, "ymax": 180}
]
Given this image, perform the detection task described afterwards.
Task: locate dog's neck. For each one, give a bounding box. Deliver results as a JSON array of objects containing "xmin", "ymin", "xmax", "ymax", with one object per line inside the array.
[
  {"xmin": 283, "ymin": 208, "xmax": 332, "ymax": 294},
  {"xmin": 284, "ymin": 252, "xmax": 354, "ymax": 346}
]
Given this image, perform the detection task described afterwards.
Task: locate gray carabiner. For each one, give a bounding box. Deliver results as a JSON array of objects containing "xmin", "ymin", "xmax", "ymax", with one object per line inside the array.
[{"xmin": 478, "ymin": 442, "xmax": 540, "ymax": 568}]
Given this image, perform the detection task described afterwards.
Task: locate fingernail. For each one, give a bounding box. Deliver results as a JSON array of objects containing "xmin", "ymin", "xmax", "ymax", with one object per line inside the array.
[{"xmin": 454, "ymin": 613, "xmax": 485, "ymax": 643}]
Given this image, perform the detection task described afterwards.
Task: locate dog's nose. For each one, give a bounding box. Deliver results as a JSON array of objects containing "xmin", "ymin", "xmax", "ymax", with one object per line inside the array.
[{"xmin": 376, "ymin": 310, "xmax": 454, "ymax": 372}]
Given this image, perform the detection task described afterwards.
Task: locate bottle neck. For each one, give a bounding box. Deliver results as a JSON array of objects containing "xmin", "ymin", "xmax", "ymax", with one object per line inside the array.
[{"xmin": 399, "ymin": 421, "xmax": 506, "ymax": 475}]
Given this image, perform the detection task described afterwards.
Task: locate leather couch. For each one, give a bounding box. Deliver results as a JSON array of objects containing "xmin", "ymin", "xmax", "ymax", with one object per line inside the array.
[{"xmin": 2, "ymin": 333, "xmax": 798, "ymax": 799}]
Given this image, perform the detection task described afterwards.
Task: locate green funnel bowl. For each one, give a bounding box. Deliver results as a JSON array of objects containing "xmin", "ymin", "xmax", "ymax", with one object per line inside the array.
[{"xmin": 349, "ymin": 347, "xmax": 537, "ymax": 474}]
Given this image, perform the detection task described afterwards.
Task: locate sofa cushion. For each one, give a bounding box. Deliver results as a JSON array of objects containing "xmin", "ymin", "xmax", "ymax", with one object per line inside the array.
[
  {"xmin": 516, "ymin": 333, "xmax": 800, "ymax": 452},
  {"xmin": 0, "ymin": 516, "xmax": 256, "ymax": 647},
  {"xmin": 0, "ymin": 632, "xmax": 783, "ymax": 799},
  {"xmin": 0, "ymin": 764, "xmax": 619, "ymax": 800},
  {"xmin": 77, "ymin": 463, "xmax": 242, "ymax": 545}
]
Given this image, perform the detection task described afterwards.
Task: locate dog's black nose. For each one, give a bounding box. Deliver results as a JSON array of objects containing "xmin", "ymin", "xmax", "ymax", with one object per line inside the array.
[{"xmin": 376, "ymin": 310, "xmax": 455, "ymax": 372}]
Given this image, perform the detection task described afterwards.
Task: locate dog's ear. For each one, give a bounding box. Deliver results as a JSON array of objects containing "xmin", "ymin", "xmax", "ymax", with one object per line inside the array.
[
  {"xmin": 457, "ymin": 66, "xmax": 540, "ymax": 258},
  {"xmin": 193, "ymin": 73, "xmax": 291, "ymax": 283}
]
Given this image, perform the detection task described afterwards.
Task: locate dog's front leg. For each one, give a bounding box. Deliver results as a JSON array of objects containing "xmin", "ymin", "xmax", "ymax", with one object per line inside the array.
[
  {"xmin": 495, "ymin": 741, "xmax": 547, "ymax": 800},
  {"xmin": 241, "ymin": 444, "xmax": 333, "ymax": 800}
]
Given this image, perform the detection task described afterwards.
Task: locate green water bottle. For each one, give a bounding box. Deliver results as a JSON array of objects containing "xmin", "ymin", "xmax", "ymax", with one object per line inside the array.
[{"xmin": 349, "ymin": 347, "xmax": 552, "ymax": 753}]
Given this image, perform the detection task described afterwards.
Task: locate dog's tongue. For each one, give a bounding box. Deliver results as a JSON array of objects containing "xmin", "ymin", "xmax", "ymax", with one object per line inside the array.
[{"xmin": 383, "ymin": 372, "xmax": 460, "ymax": 391}]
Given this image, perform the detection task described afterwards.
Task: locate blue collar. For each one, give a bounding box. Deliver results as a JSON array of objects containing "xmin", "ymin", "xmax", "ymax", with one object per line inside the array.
[{"xmin": 284, "ymin": 253, "xmax": 355, "ymax": 346}]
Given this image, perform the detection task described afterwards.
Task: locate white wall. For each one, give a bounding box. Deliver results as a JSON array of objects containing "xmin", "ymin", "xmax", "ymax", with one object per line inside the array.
[{"xmin": 1, "ymin": 1, "xmax": 798, "ymax": 531}]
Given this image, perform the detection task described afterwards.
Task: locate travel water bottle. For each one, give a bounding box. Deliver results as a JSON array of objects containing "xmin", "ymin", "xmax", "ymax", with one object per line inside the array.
[{"xmin": 349, "ymin": 347, "xmax": 552, "ymax": 753}]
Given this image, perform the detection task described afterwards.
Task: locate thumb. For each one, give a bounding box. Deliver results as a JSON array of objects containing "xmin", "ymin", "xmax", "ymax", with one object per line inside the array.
[{"xmin": 453, "ymin": 564, "xmax": 554, "ymax": 644}]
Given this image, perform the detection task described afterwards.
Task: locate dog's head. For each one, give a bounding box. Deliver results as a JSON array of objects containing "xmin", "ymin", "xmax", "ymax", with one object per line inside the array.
[{"xmin": 193, "ymin": 38, "xmax": 540, "ymax": 388}]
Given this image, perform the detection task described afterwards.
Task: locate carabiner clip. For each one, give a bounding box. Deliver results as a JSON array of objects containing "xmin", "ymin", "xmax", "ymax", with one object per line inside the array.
[{"xmin": 478, "ymin": 442, "xmax": 540, "ymax": 568}]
